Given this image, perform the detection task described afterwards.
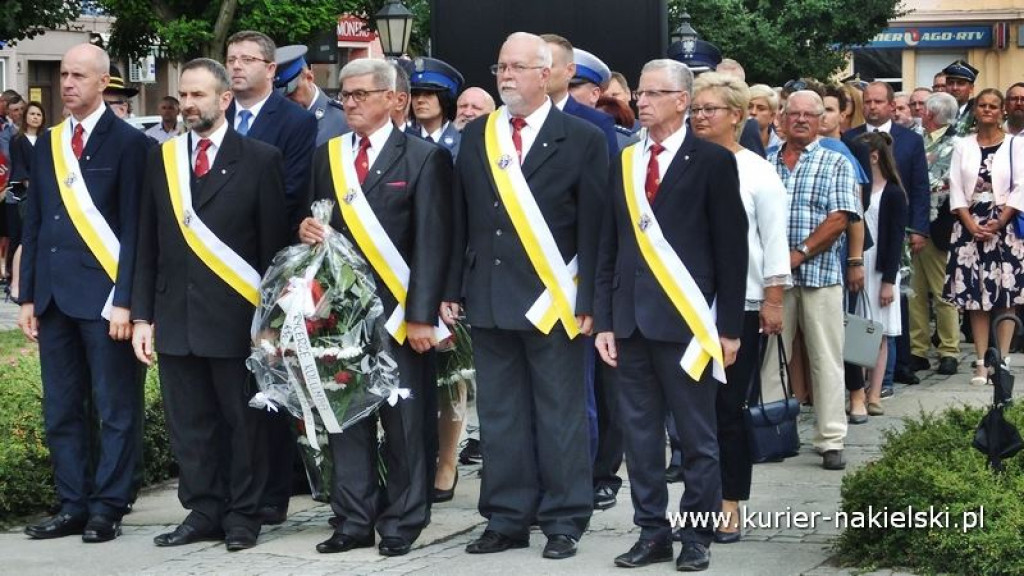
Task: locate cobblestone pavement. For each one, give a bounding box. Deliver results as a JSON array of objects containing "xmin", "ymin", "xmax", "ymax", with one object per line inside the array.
[{"xmin": 1, "ymin": 346, "xmax": 1003, "ymax": 576}]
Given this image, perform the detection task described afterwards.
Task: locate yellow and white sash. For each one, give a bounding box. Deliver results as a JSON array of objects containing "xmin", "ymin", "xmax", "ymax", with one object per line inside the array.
[
  {"xmin": 621, "ymin": 143, "xmax": 726, "ymax": 383},
  {"xmin": 326, "ymin": 133, "xmax": 450, "ymax": 344},
  {"xmin": 51, "ymin": 119, "xmax": 118, "ymax": 319},
  {"xmin": 483, "ymin": 110, "xmax": 579, "ymax": 338},
  {"xmin": 162, "ymin": 134, "xmax": 261, "ymax": 306}
]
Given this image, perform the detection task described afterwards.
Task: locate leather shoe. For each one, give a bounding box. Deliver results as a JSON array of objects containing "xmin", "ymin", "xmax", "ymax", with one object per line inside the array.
[
  {"xmin": 937, "ymin": 356, "xmax": 958, "ymax": 375},
  {"xmin": 593, "ymin": 484, "xmax": 617, "ymax": 511},
  {"xmin": 225, "ymin": 527, "xmax": 257, "ymax": 552},
  {"xmin": 880, "ymin": 387, "xmax": 895, "ymax": 399},
  {"xmin": 909, "ymin": 355, "xmax": 930, "ymax": 372},
  {"xmin": 676, "ymin": 541, "xmax": 711, "ymax": 571},
  {"xmin": 665, "ymin": 464, "xmax": 685, "ymax": 483},
  {"xmin": 465, "ymin": 529, "xmax": 529, "ymax": 554},
  {"xmin": 24, "ymin": 512, "xmax": 87, "ymax": 539},
  {"xmin": 542, "ymin": 534, "xmax": 578, "ymax": 559},
  {"xmin": 713, "ymin": 528, "xmax": 741, "ymax": 544},
  {"xmin": 316, "ymin": 532, "xmax": 373, "ymax": 554},
  {"xmin": 848, "ymin": 412, "xmax": 869, "ymax": 425},
  {"xmin": 613, "ymin": 538, "xmax": 673, "ymax": 567},
  {"xmin": 894, "ymin": 367, "xmax": 920, "ymax": 385},
  {"xmin": 82, "ymin": 515, "xmax": 121, "ymax": 543},
  {"xmin": 154, "ymin": 523, "xmax": 224, "ymax": 547},
  {"xmin": 432, "ymin": 474, "xmax": 458, "ymax": 504},
  {"xmin": 258, "ymin": 504, "xmax": 288, "ymax": 525},
  {"xmin": 379, "ymin": 536, "xmax": 412, "ymax": 556},
  {"xmin": 822, "ymin": 449, "xmax": 847, "ymax": 470}
]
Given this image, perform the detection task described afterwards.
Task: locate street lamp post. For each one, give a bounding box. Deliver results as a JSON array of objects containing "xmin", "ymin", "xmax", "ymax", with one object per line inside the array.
[
  {"xmin": 671, "ymin": 11, "xmax": 699, "ymax": 59},
  {"xmin": 374, "ymin": 0, "xmax": 414, "ymax": 59}
]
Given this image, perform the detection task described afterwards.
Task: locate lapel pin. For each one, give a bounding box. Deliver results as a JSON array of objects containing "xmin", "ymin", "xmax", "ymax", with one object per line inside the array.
[
  {"xmin": 638, "ymin": 214, "xmax": 652, "ymax": 232},
  {"xmin": 183, "ymin": 209, "xmax": 193, "ymax": 228},
  {"xmin": 344, "ymin": 189, "xmax": 357, "ymax": 204},
  {"xmin": 542, "ymin": 142, "xmax": 548, "ymax": 147},
  {"xmin": 684, "ymin": 155, "xmax": 690, "ymax": 161},
  {"xmin": 497, "ymin": 154, "xmax": 512, "ymax": 170},
  {"xmin": 375, "ymin": 169, "xmax": 381, "ymax": 175},
  {"xmin": 64, "ymin": 172, "xmax": 77, "ymax": 187},
  {"xmin": 220, "ymin": 169, "xmax": 226, "ymax": 174},
  {"xmin": 85, "ymin": 156, "xmax": 91, "ymax": 161}
]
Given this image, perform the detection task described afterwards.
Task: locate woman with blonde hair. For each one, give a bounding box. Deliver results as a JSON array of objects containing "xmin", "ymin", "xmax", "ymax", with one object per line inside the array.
[{"xmin": 748, "ymin": 84, "xmax": 782, "ymax": 153}]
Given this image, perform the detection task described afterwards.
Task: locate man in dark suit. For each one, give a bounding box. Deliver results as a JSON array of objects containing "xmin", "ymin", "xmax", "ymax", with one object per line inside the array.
[
  {"xmin": 298, "ymin": 57, "xmax": 452, "ymax": 558},
  {"xmin": 132, "ymin": 58, "xmax": 289, "ymax": 551},
  {"xmin": 274, "ymin": 45, "xmax": 349, "ymax": 147},
  {"xmin": 843, "ymin": 81, "xmax": 930, "ymax": 387},
  {"xmin": 18, "ymin": 43, "xmax": 148, "ymax": 544},
  {"xmin": 445, "ymin": 32, "xmax": 606, "ymax": 561},
  {"xmin": 594, "ymin": 59, "xmax": 747, "ymax": 572},
  {"xmin": 542, "ymin": 34, "xmax": 618, "ymax": 158},
  {"xmin": 223, "ymin": 30, "xmax": 317, "ymax": 525}
]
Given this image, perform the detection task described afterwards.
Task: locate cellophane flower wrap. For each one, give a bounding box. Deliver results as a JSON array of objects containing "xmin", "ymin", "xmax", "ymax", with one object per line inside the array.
[{"xmin": 247, "ymin": 199, "xmax": 401, "ymax": 463}]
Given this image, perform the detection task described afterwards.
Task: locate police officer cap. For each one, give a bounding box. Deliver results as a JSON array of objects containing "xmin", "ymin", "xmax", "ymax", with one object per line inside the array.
[
  {"xmin": 571, "ymin": 48, "xmax": 611, "ymax": 87},
  {"xmin": 942, "ymin": 59, "xmax": 978, "ymax": 84},
  {"xmin": 106, "ymin": 64, "xmax": 139, "ymax": 98},
  {"xmin": 667, "ymin": 39, "xmax": 722, "ymax": 74},
  {"xmin": 274, "ymin": 45, "xmax": 309, "ymax": 93},
  {"xmin": 409, "ymin": 57, "xmax": 464, "ymax": 99}
]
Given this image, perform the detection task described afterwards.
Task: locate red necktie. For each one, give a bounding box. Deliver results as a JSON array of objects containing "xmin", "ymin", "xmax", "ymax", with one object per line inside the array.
[
  {"xmin": 194, "ymin": 138, "xmax": 212, "ymax": 178},
  {"xmin": 510, "ymin": 117, "xmax": 527, "ymax": 163},
  {"xmin": 71, "ymin": 123, "xmax": 85, "ymax": 160},
  {"xmin": 645, "ymin": 143, "xmax": 665, "ymax": 203},
  {"xmin": 355, "ymin": 136, "xmax": 371, "ymax": 185}
]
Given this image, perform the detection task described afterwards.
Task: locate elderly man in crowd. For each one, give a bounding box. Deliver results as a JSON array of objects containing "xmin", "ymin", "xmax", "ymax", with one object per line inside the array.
[{"xmin": 454, "ymin": 87, "xmax": 495, "ymax": 131}]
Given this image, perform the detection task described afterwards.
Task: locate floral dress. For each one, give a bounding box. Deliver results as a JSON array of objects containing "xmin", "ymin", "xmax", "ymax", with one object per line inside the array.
[{"xmin": 944, "ymin": 142, "xmax": 1024, "ymax": 310}]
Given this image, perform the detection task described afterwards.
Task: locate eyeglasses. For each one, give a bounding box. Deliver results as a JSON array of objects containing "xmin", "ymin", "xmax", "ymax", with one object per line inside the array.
[
  {"xmin": 691, "ymin": 106, "xmax": 730, "ymax": 118},
  {"xmin": 634, "ymin": 90, "xmax": 682, "ymax": 100},
  {"xmin": 226, "ymin": 55, "xmax": 270, "ymax": 66},
  {"xmin": 339, "ymin": 89, "xmax": 388, "ymax": 103},
  {"xmin": 490, "ymin": 63, "xmax": 545, "ymax": 75},
  {"xmin": 1007, "ymin": 97, "xmax": 1024, "ymax": 104},
  {"xmin": 785, "ymin": 111, "xmax": 821, "ymax": 120}
]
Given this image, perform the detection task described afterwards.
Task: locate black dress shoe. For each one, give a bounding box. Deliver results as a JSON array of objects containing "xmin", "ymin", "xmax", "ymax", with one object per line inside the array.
[
  {"xmin": 24, "ymin": 513, "xmax": 87, "ymax": 539},
  {"xmin": 225, "ymin": 527, "xmax": 258, "ymax": 551},
  {"xmin": 893, "ymin": 367, "xmax": 920, "ymax": 385},
  {"xmin": 82, "ymin": 515, "xmax": 121, "ymax": 543},
  {"xmin": 154, "ymin": 523, "xmax": 224, "ymax": 547},
  {"xmin": 937, "ymin": 356, "xmax": 958, "ymax": 375},
  {"xmin": 676, "ymin": 541, "xmax": 711, "ymax": 572},
  {"xmin": 909, "ymin": 355, "xmax": 931, "ymax": 372},
  {"xmin": 459, "ymin": 438, "xmax": 483, "ymax": 465},
  {"xmin": 432, "ymin": 474, "xmax": 458, "ymax": 503},
  {"xmin": 258, "ymin": 504, "xmax": 288, "ymax": 525},
  {"xmin": 542, "ymin": 534, "xmax": 578, "ymax": 559},
  {"xmin": 379, "ymin": 536, "xmax": 412, "ymax": 556},
  {"xmin": 665, "ymin": 465, "xmax": 685, "ymax": 483},
  {"xmin": 713, "ymin": 529, "xmax": 741, "ymax": 544},
  {"xmin": 613, "ymin": 538, "xmax": 673, "ymax": 567},
  {"xmin": 593, "ymin": 484, "xmax": 617, "ymax": 511},
  {"xmin": 316, "ymin": 532, "xmax": 374, "ymax": 554},
  {"xmin": 465, "ymin": 529, "xmax": 529, "ymax": 554}
]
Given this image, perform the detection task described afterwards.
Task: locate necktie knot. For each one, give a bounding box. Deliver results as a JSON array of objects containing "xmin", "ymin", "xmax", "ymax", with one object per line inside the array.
[
  {"xmin": 649, "ymin": 142, "xmax": 665, "ymax": 156},
  {"xmin": 71, "ymin": 122, "xmax": 86, "ymax": 160},
  {"xmin": 197, "ymin": 138, "xmax": 212, "ymax": 153},
  {"xmin": 359, "ymin": 136, "xmax": 371, "ymax": 152},
  {"xmin": 194, "ymin": 137, "xmax": 212, "ymax": 178},
  {"xmin": 510, "ymin": 117, "xmax": 527, "ymax": 132},
  {"xmin": 237, "ymin": 110, "xmax": 253, "ymax": 136}
]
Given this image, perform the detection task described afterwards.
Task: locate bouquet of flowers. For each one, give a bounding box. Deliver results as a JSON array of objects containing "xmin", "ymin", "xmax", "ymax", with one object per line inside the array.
[
  {"xmin": 247, "ymin": 199, "xmax": 403, "ymax": 499},
  {"xmin": 435, "ymin": 319, "xmax": 474, "ymax": 420}
]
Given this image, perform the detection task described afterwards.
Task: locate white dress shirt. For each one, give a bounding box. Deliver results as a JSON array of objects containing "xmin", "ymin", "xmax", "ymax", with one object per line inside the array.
[
  {"xmin": 421, "ymin": 122, "xmax": 450, "ymax": 142},
  {"xmin": 866, "ymin": 119, "xmax": 892, "ymax": 134},
  {"xmin": 501, "ymin": 98, "xmax": 553, "ymax": 161},
  {"xmin": 353, "ymin": 120, "xmax": 395, "ymax": 172},
  {"xmin": 190, "ymin": 121, "xmax": 229, "ymax": 174},
  {"xmin": 234, "ymin": 92, "xmax": 271, "ymax": 132},
  {"xmin": 70, "ymin": 103, "xmax": 108, "ymax": 150},
  {"xmin": 642, "ymin": 122, "xmax": 687, "ymax": 181}
]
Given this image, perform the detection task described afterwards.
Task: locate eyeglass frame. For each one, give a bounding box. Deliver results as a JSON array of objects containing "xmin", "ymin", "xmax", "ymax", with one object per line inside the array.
[
  {"xmin": 226, "ymin": 55, "xmax": 271, "ymax": 66},
  {"xmin": 339, "ymin": 89, "xmax": 390, "ymax": 103},
  {"xmin": 490, "ymin": 63, "xmax": 546, "ymax": 76},
  {"xmin": 690, "ymin": 105, "xmax": 731, "ymax": 118}
]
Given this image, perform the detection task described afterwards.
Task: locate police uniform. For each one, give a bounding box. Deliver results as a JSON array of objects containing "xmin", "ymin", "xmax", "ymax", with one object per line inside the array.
[
  {"xmin": 407, "ymin": 57, "xmax": 464, "ymax": 159},
  {"xmin": 942, "ymin": 59, "xmax": 978, "ymax": 136},
  {"xmin": 274, "ymin": 45, "xmax": 349, "ymax": 147}
]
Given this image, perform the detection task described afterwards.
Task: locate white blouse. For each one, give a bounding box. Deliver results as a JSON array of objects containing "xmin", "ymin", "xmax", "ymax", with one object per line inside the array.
[{"xmin": 736, "ymin": 149, "xmax": 791, "ymax": 310}]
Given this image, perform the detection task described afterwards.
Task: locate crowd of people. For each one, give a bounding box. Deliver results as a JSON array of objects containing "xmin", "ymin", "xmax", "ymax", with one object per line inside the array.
[{"xmin": 3, "ymin": 26, "xmax": 1022, "ymax": 574}]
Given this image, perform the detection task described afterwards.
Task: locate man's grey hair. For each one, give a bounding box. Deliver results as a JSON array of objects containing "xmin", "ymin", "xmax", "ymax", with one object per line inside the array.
[
  {"xmin": 784, "ymin": 90, "xmax": 825, "ymax": 115},
  {"xmin": 894, "ymin": 91, "xmax": 909, "ymax": 100},
  {"xmin": 640, "ymin": 59, "xmax": 693, "ymax": 94},
  {"xmin": 181, "ymin": 58, "xmax": 231, "ymax": 94},
  {"xmin": 506, "ymin": 32, "xmax": 553, "ymax": 68},
  {"xmin": 339, "ymin": 59, "xmax": 397, "ymax": 91},
  {"xmin": 925, "ymin": 91, "xmax": 959, "ymax": 126}
]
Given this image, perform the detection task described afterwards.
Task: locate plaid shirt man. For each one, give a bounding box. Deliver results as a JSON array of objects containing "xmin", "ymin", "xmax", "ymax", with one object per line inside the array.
[{"xmin": 770, "ymin": 139, "xmax": 860, "ymax": 288}]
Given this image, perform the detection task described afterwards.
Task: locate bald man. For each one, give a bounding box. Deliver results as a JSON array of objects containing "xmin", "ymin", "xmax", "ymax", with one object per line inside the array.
[
  {"xmin": 19, "ymin": 43, "xmax": 149, "ymax": 543},
  {"xmin": 454, "ymin": 87, "xmax": 495, "ymax": 131}
]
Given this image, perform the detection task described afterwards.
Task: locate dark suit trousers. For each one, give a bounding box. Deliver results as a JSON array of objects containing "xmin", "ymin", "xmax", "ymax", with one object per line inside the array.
[
  {"xmin": 617, "ymin": 333, "xmax": 721, "ymax": 545},
  {"xmin": 261, "ymin": 404, "xmax": 298, "ymax": 509},
  {"xmin": 159, "ymin": 354, "xmax": 267, "ymax": 533},
  {"xmin": 474, "ymin": 327, "xmax": 592, "ymax": 539},
  {"xmin": 717, "ymin": 312, "xmax": 760, "ymax": 502},
  {"xmin": 329, "ymin": 345, "xmax": 432, "ymax": 542},
  {"xmin": 37, "ymin": 305, "xmax": 140, "ymax": 519},
  {"xmin": 593, "ymin": 359, "xmax": 624, "ymax": 492}
]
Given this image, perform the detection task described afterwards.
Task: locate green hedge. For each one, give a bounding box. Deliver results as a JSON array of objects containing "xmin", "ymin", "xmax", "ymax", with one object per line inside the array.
[
  {"xmin": 836, "ymin": 404, "xmax": 1024, "ymax": 576},
  {"xmin": 0, "ymin": 354, "xmax": 177, "ymax": 524}
]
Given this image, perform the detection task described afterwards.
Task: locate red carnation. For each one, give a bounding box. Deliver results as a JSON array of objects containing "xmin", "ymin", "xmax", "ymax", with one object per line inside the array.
[
  {"xmin": 326, "ymin": 313, "xmax": 338, "ymax": 330},
  {"xmin": 310, "ymin": 279, "xmax": 325, "ymax": 305},
  {"xmin": 334, "ymin": 371, "xmax": 353, "ymax": 385}
]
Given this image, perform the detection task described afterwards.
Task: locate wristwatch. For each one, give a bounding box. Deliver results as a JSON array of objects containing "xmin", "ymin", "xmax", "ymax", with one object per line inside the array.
[{"xmin": 796, "ymin": 242, "xmax": 810, "ymax": 257}]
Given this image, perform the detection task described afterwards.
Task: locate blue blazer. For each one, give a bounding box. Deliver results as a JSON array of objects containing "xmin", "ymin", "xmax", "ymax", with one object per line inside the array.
[
  {"xmin": 842, "ymin": 123, "xmax": 929, "ymax": 235},
  {"xmin": 227, "ymin": 91, "xmax": 317, "ymax": 231},
  {"xmin": 563, "ymin": 95, "xmax": 619, "ymax": 158},
  {"xmin": 20, "ymin": 107, "xmax": 149, "ymax": 319}
]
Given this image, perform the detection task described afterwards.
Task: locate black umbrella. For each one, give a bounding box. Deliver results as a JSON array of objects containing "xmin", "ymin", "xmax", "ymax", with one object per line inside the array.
[{"xmin": 973, "ymin": 313, "xmax": 1023, "ymax": 471}]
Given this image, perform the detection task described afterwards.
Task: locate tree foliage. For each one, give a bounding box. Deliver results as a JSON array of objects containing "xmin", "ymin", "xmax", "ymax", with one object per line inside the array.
[
  {"xmin": 0, "ymin": 0, "xmax": 84, "ymax": 44},
  {"xmin": 669, "ymin": 0, "xmax": 907, "ymax": 85}
]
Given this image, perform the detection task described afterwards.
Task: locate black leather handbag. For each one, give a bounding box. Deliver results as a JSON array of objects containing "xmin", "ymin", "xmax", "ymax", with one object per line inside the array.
[{"xmin": 743, "ymin": 334, "xmax": 800, "ymax": 463}]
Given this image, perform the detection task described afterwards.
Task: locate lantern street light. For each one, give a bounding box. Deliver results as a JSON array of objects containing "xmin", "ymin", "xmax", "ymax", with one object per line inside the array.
[
  {"xmin": 671, "ymin": 12, "xmax": 700, "ymax": 58},
  {"xmin": 374, "ymin": 0, "xmax": 414, "ymax": 59}
]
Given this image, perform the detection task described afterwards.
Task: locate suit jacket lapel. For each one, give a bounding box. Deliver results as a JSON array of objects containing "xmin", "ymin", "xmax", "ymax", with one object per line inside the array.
[
  {"xmin": 81, "ymin": 108, "xmax": 116, "ymax": 163},
  {"xmin": 246, "ymin": 92, "xmax": 279, "ymax": 140},
  {"xmin": 362, "ymin": 129, "xmax": 405, "ymax": 194},
  {"xmin": 195, "ymin": 129, "xmax": 241, "ymax": 210},
  {"xmin": 521, "ymin": 109, "xmax": 565, "ymax": 180},
  {"xmin": 652, "ymin": 130, "xmax": 697, "ymax": 211}
]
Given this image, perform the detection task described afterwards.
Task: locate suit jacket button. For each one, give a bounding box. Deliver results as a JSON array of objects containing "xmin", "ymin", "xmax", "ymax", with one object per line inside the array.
[
  {"xmin": 50, "ymin": 247, "xmax": 57, "ymax": 253},
  {"xmin": 494, "ymin": 258, "xmax": 501, "ymax": 266},
  {"xmin": 495, "ymin": 229, "xmax": 503, "ymax": 236},
  {"xmin": 53, "ymin": 214, "xmax": 60, "ymax": 220},
  {"xmin": 493, "ymin": 201, "xmax": 500, "ymax": 208}
]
